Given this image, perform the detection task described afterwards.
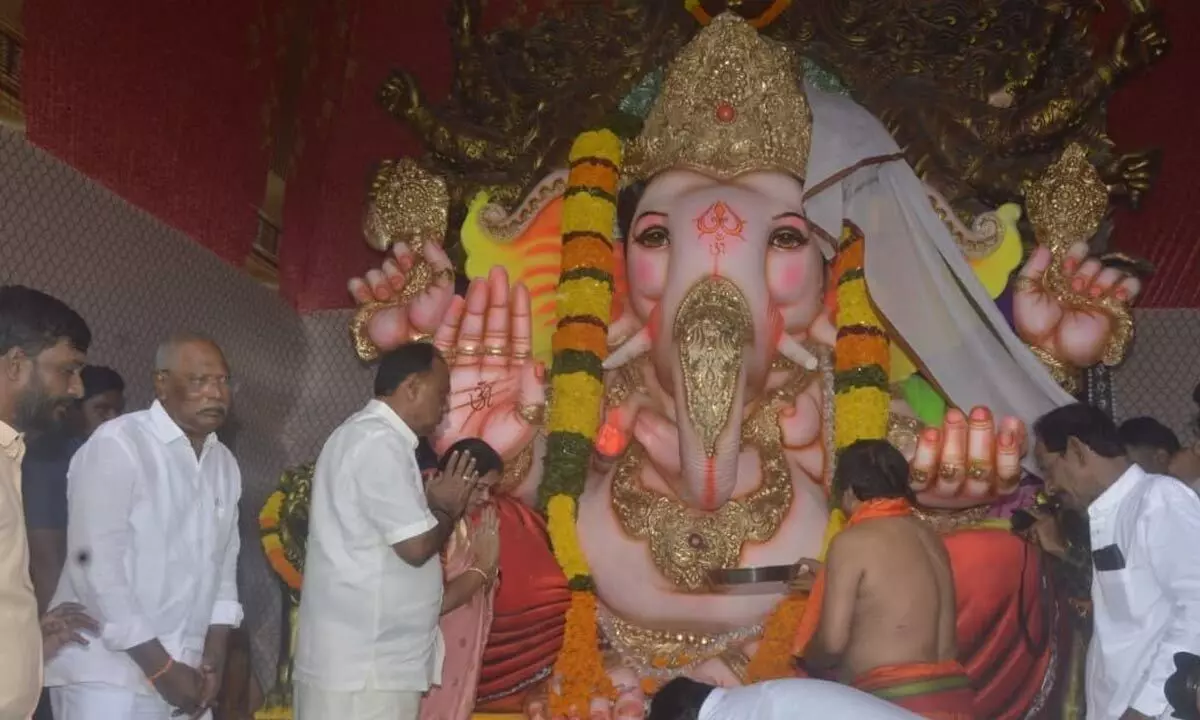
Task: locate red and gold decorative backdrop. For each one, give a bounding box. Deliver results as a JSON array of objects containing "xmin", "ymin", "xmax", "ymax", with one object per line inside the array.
[{"xmin": 16, "ymin": 0, "xmax": 1200, "ymax": 310}]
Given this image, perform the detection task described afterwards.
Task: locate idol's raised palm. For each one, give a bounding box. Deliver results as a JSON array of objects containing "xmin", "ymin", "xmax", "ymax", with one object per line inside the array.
[{"xmin": 350, "ymin": 249, "xmax": 546, "ymax": 463}]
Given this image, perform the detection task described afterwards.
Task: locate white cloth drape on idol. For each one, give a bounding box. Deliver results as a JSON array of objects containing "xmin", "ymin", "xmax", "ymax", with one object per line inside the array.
[{"xmin": 803, "ymin": 82, "xmax": 1074, "ymax": 472}]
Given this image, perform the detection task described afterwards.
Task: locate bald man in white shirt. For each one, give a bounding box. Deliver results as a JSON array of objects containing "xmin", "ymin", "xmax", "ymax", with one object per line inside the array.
[
  {"xmin": 1034, "ymin": 403, "xmax": 1200, "ymax": 720},
  {"xmin": 295, "ymin": 342, "xmax": 480, "ymax": 720},
  {"xmin": 47, "ymin": 335, "xmax": 242, "ymax": 719}
]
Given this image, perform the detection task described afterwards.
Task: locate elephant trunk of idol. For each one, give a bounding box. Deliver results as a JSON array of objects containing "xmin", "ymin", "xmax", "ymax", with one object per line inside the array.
[{"xmin": 669, "ymin": 277, "xmax": 755, "ymax": 512}]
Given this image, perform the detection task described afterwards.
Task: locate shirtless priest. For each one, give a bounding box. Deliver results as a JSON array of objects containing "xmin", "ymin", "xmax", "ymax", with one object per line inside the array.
[{"xmin": 791, "ymin": 439, "xmax": 976, "ymax": 720}]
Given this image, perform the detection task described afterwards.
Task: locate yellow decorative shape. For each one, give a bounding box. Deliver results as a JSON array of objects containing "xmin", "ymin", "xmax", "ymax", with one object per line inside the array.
[
  {"xmin": 835, "ymin": 278, "xmax": 879, "ymax": 328},
  {"xmin": 889, "ymin": 343, "xmax": 919, "ymax": 384},
  {"xmin": 968, "ymin": 203, "xmax": 1024, "ymax": 300},
  {"xmin": 462, "ymin": 191, "xmax": 564, "ymax": 365},
  {"xmin": 561, "ymin": 193, "xmax": 617, "ymax": 236}
]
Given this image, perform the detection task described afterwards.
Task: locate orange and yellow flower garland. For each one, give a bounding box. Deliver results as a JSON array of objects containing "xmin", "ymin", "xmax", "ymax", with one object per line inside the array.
[
  {"xmin": 540, "ymin": 129, "xmax": 622, "ymax": 715},
  {"xmin": 831, "ymin": 221, "xmax": 891, "ymax": 448},
  {"xmin": 745, "ymin": 593, "xmax": 808, "ymax": 681},
  {"xmin": 259, "ymin": 489, "xmax": 303, "ymax": 591}
]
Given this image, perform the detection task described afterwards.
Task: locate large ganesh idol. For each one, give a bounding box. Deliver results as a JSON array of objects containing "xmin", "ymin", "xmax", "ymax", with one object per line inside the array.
[{"xmin": 337, "ymin": 12, "xmax": 1144, "ymax": 720}]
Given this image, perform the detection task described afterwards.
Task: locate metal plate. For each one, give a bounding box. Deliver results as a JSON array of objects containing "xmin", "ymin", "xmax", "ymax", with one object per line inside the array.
[{"xmin": 708, "ymin": 564, "xmax": 801, "ymax": 586}]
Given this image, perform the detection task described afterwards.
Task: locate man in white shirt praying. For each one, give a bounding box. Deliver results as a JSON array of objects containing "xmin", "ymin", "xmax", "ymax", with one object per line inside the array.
[
  {"xmin": 1034, "ymin": 403, "xmax": 1200, "ymax": 720},
  {"xmin": 294, "ymin": 342, "xmax": 480, "ymax": 720},
  {"xmin": 46, "ymin": 334, "xmax": 243, "ymax": 719}
]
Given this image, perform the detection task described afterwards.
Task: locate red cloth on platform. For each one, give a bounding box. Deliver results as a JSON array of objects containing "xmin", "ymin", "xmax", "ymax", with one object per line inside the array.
[
  {"xmin": 476, "ymin": 496, "xmax": 568, "ymax": 701},
  {"xmin": 944, "ymin": 528, "xmax": 1054, "ymax": 720}
]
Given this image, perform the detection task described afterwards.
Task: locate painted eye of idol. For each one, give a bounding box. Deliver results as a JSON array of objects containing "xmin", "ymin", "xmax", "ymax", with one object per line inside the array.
[
  {"xmin": 769, "ymin": 212, "xmax": 810, "ymax": 250},
  {"xmin": 632, "ymin": 212, "xmax": 670, "ymax": 249}
]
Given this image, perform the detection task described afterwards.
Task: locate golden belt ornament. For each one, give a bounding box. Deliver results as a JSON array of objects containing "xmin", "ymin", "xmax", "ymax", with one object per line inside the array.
[
  {"xmin": 597, "ymin": 605, "xmax": 762, "ymax": 680},
  {"xmin": 609, "ymin": 393, "xmax": 797, "ymax": 592}
]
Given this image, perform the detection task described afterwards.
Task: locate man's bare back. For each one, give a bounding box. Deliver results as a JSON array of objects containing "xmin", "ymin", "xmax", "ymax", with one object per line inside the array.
[{"xmin": 826, "ymin": 516, "xmax": 957, "ymax": 681}]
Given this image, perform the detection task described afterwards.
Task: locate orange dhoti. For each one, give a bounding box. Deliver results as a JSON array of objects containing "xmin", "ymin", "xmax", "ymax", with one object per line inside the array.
[{"xmin": 854, "ymin": 660, "xmax": 977, "ymax": 720}]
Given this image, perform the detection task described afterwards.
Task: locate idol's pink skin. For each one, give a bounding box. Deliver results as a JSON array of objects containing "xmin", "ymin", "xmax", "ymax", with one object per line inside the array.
[
  {"xmin": 613, "ymin": 171, "xmax": 828, "ymax": 511},
  {"xmin": 347, "ymin": 167, "xmax": 1140, "ymax": 694}
]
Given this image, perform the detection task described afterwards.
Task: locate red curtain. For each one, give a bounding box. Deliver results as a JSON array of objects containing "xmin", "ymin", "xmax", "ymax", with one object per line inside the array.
[
  {"xmin": 19, "ymin": 1, "xmax": 1196, "ymax": 309},
  {"xmin": 277, "ymin": 0, "xmax": 556, "ymax": 311},
  {"xmin": 277, "ymin": 0, "xmax": 453, "ymax": 311},
  {"xmin": 21, "ymin": 1, "xmax": 274, "ymax": 264},
  {"xmin": 1102, "ymin": 0, "xmax": 1200, "ymax": 308}
]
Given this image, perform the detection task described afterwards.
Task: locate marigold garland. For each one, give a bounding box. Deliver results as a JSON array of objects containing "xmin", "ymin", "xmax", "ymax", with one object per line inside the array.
[
  {"xmin": 831, "ymin": 222, "xmax": 891, "ymax": 449},
  {"xmin": 745, "ymin": 594, "xmax": 808, "ymax": 681},
  {"xmin": 259, "ymin": 490, "xmax": 303, "ymax": 591},
  {"xmin": 541, "ymin": 129, "xmax": 622, "ymax": 715}
]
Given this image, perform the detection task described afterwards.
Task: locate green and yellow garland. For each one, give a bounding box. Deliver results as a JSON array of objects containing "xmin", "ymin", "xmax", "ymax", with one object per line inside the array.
[
  {"xmin": 832, "ymin": 221, "xmax": 891, "ymax": 450},
  {"xmin": 540, "ymin": 129, "xmax": 622, "ymax": 714},
  {"xmin": 823, "ymin": 219, "xmax": 892, "ymax": 556}
]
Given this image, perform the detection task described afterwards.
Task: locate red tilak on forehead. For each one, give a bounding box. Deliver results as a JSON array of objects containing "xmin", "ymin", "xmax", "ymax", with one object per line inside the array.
[
  {"xmin": 694, "ymin": 201, "xmax": 746, "ymax": 243},
  {"xmin": 695, "ymin": 201, "xmax": 747, "ymax": 274}
]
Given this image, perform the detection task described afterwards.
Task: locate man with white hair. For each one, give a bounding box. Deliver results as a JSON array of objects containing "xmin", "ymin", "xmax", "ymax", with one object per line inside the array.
[{"xmin": 46, "ymin": 334, "xmax": 243, "ymax": 719}]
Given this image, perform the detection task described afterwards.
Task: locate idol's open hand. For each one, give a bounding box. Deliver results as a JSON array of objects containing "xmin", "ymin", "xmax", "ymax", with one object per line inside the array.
[
  {"xmin": 1013, "ymin": 242, "xmax": 1141, "ymax": 368},
  {"xmin": 427, "ymin": 451, "xmax": 478, "ymax": 518},
  {"xmin": 348, "ymin": 239, "xmax": 458, "ymax": 357},
  {"xmin": 431, "ymin": 267, "xmax": 546, "ymax": 461},
  {"xmin": 908, "ymin": 407, "xmax": 1025, "ymax": 508},
  {"xmin": 41, "ymin": 602, "xmax": 99, "ymax": 658}
]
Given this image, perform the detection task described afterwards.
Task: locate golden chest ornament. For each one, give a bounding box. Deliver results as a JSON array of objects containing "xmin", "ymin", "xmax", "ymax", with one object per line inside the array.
[{"xmin": 608, "ymin": 362, "xmax": 825, "ymax": 592}]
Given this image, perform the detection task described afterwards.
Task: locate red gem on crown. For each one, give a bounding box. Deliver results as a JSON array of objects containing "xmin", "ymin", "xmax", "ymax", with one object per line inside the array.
[{"xmin": 715, "ymin": 101, "xmax": 736, "ymax": 123}]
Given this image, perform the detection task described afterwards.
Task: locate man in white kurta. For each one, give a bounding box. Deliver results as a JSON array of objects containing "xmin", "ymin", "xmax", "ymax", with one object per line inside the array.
[
  {"xmin": 46, "ymin": 336, "xmax": 242, "ymax": 719},
  {"xmin": 295, "ymin": 342, "xmax": 476, "ymax": 720}
]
